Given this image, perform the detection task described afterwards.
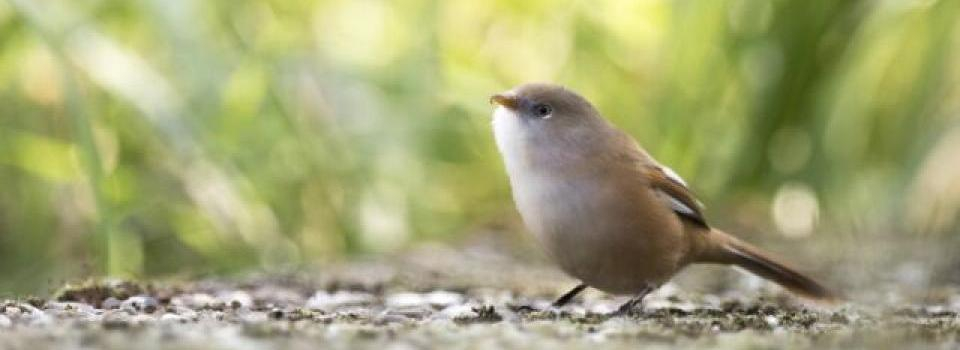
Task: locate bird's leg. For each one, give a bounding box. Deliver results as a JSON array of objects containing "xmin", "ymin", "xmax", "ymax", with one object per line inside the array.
[
  {"xmin": 611, "ymin": 286, "xmax": 654, "ymax": 316},
  {"xmin": 510, "ymin": 283, "xmax": 587, "ymax": 315},
  {"xmin": 552, "ymin": 283, "xmax": 588, "ymax": 308}
]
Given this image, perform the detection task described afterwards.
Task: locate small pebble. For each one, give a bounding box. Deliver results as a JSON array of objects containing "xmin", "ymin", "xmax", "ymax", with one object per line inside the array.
[
  {"xmin": 160, "ymin": 313, "xmax": 187, "ymax": 323},
  {"xmin": 101, "ymin": 297, "xmax": 122, "ymax": 310},
  {"xmin": 385, "ymin": 293, "xmax": 425, "ymax": 308},
  {"xmin": 241, "ymin": 312, "xmax": 269, "ymax": 324},
  {"xmin": 334, "ymin": 307, "xmax": 372, "ymax": 319},
  {"xmin": 268, "ymin": 308, "xmax": 285, "ymax": 320},
  {"xmin": 425, "ymin": 291, "xmax": 464, "ymax": 308},
  {"xmin": 16, "ymin": 303, "xmax": 43, "ymax": 315},
  {"xmin": 374, "ymin": 313, "xmax": 413, "ymax": 325},
  {"xmin": 216, "ymin": 291, "xmax": 254, "ymax": 309},
  {"xmin": 169, "ymin": 306, "xmax": 199, "ymax": 320},
  {"xmin": 435, "ymin": 304, "xmax": 477, "ymax": 320},
  {"xmin": 45, "ymin": 302, "xmax": 95, "ymax": 314},
  {"xmin": 172, "ymin": 293, "xmax": 224, "ymax": 310},
  {"xmin": 121, "ymin": 296, "xmax": 159, "ymax": 313},
  {"xmin": 3, "ymin": 306, "xmax": 19, "ymax": 317},
  {"xmin": 383, "ymin": 306, "xmax": 433, "ymax": 320},
  {"xmin": 386, "ymin": 291, "xmax": 464, "ymax": 309},
  {"xmin": 252, "ymin": 286, "xmax": 304, "ymax": 306},
  {"xmin": 306, "ymin": 291, "xmax": 376, "ymax": 311},
  {"xmin": 102, "ymin": 311, "xmax": 131, "ymax": 329},
  {"xmin": 131, "ymin": 314, "xmax": 157, "ymax": 325},
  {"xmin": 27, "ymin": 313, "xmax": 53, "ymax": 327},
  {"xmin": 587, "ymin": 301, "xmax": 618, "ymax": 315},
  {"xmin": 764, "ymin": 315, "xmax": 780, "ymax": 327}
]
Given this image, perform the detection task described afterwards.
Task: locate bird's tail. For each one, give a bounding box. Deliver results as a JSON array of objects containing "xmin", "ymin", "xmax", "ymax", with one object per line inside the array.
[{"xmin": 695, "ymin": 229, "xmax": 839, "ymax": 303}]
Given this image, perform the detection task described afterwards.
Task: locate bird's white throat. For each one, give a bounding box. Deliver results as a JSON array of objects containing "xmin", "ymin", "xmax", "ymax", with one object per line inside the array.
[
  {"xmin": 491, "ymin": 106, "xmax": 528, "ymax": 174},
  {"xmin": 491, "ymin": 105, "xmax": 572, "ymax": 237}
]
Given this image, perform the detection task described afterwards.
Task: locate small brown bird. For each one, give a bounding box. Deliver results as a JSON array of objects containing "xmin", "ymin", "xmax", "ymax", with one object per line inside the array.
[{"xmin": 490, "ymin": 83, "xmax": 837, "ymax": 314}]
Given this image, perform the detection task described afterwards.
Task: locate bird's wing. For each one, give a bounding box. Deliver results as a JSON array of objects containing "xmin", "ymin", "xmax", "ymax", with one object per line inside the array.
[{"xmin": 646, "ymin": 164, "xmax": 708, "ymax": 228}]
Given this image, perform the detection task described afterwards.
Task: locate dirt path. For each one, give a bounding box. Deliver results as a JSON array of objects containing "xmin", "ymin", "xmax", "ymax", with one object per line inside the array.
[{"xmin": 1, "ymin": 246, "xmax": 957, "ymax": 349}]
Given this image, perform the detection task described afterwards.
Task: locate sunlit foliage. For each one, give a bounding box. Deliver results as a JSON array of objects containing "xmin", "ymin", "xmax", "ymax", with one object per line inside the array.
[{"xmin": 0, "ymin": 0, "xmax": 958, "ymax": 293}]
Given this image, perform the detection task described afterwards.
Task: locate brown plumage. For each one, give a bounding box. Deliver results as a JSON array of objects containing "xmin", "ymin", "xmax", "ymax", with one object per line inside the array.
[
  {"xmin": 694, "ymin": 229, "xmax": 838, "ymax": 301},
  {"xmin": 490, "ymin": 83, "xmax": 838, "ymax": 311},
  {"xmin": 646, "ymin": 165, "xmax": 708, "ymax": 228}
]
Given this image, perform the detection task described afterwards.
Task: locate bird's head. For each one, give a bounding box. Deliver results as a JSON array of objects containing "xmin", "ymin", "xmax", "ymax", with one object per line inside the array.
[{"xmin": 490, "ymin": 83, "xmax": 610, "ymax": 148}]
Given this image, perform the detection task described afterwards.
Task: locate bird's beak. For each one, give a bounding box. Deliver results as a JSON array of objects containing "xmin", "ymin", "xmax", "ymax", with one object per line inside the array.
[{"xmin": 489, "ymin": 94, "xmax": 519, "ymax": 110}]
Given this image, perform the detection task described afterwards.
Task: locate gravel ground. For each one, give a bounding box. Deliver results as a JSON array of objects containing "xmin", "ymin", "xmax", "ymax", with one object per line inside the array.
[{"xmin": 1, "ymin": 243, "xmax": 958, "ymax": 350}]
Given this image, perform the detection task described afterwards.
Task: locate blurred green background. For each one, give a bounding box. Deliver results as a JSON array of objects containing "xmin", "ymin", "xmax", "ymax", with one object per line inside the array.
[{"xmin": 1, "ymin": 0, "xmax": 959, "ymax": 294}]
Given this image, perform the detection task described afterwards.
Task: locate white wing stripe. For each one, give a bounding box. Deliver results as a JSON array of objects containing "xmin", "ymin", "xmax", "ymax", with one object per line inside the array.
[
  {"xmin": 659, "ymin": 165, "xmax": 687, "ymax": 186},
  {"xmin": 658, "ymin": 189, "xmax": 698, "ymax": 217}
]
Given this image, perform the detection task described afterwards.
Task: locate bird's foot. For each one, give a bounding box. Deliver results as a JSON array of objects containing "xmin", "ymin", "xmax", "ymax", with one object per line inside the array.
[
  {"xmin": 608, "ymin": 298, "xmax": 643, "ymax": 317},
  {"xmin": 508, "ymin": 303, "xmax": 568, "ymax": 319},
  {"xmin": 608, "ymin": 286, "xmax": 654, "ymax": 318},
  {"xmin": 509, "ymin": 283, "xmax": 588, "ymax": 318}
]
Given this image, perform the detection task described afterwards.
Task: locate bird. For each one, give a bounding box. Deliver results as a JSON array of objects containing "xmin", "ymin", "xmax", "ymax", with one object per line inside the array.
[{"xmin": 489, "ymin": 83, "xmax": 837, "ymax": 314}]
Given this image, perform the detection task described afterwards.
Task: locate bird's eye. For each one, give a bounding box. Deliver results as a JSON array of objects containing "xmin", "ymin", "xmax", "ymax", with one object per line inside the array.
[{"xmin": 533, "ymin": 104, "xmax": 553, "ymax": 118}]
